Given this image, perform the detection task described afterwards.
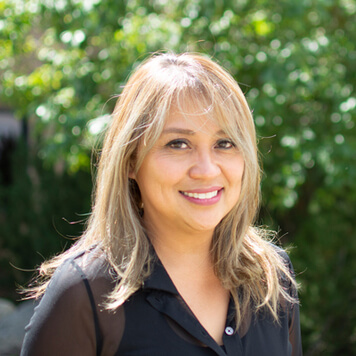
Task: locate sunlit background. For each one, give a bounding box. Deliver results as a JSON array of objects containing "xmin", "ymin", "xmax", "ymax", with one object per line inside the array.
[{"xmin": 0, "ymin": 0, "xmax": 355, "ymax": 354}]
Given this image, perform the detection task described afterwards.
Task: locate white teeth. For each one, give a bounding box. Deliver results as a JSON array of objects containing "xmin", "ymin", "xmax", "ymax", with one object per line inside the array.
[{"xmin": 182, "ymin": 190, "xmax": 219, "ymax": 200}]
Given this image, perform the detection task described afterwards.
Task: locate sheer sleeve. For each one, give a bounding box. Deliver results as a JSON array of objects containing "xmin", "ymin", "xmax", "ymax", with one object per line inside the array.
[
  {"xmin": 285, "ymin": 252, "xmax": 303, "ymax": 356},
  {"xmin": 21, "ymin": 257, "xmax": 102, "ymax": 356},
  {"xmin": 275, "ymin": 246, "xmax": 303, "ymax": 356},
  {"xmin": 289, "ymin": 298, "xmax": 303, "ymax": 356}
]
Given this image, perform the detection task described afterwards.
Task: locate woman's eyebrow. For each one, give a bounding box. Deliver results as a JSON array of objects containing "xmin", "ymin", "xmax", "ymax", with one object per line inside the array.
[
  {"xmin": 162, "ymin": 128, "xmax": 195, "ymax": 135},
  {"xmin": 216, "ymin": 129, "xmax": 227, "ymax": 136},
  {"xmin": 162, "ymin": 128, "xmax": 227, "ymax": 136}
]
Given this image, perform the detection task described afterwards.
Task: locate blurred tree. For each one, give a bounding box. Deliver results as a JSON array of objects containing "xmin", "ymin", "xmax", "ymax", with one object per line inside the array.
[{"xmin": 0, "ymin": 0, "xmax": 355, "ymax": 354}]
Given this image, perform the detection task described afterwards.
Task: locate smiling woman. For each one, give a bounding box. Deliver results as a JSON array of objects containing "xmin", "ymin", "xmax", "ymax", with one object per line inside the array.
[
  {"xmin": 131, "ymin": 109, "xmax": 245, "ymax": 238},
  {"xmin": 21, "ymin": 53, "xmax": 302, "ymax": 356}
]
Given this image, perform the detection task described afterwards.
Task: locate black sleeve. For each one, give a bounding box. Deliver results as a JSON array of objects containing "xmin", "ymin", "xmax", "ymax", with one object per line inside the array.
[
  {"xmin": 21, "ymin": 258, "xmax": 101, "ymax": 356},
  {"xmin": 289, "ymin": 299, "xmax": 303, "ymax": 356},
  {"xmin": 283, "ymin": 250, "xmax": 303, "ymax": 356}
]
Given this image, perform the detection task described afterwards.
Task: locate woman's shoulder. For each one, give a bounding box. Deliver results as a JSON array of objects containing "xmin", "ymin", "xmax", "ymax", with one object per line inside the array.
[
  {"xmin": 270, "ymin": 243, "xmax": 291, "ymax": 260},
  {"xmin": 45, "ymin": 245, "xmax": 114, "ymax": 301},
  {"xmin": 22, "ymin": 248, "xmax": 120, "ymax": 355},
  {"xmin": 269, "ymin": 243, "xmax": 296, "ymax": 276},
  {"xmin": 26, "ymin": 246, "xmax": 115, "ymax": 336},
  {"xmin": 268, "ymin": 242, "xmax": 299, "ymax": 300}
]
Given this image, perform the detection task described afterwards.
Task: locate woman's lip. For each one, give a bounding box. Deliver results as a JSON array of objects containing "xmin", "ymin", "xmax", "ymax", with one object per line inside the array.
[
  {"xmin": 179, "ymin": 188, "xmax": 223, "ymax": 205},
  {"xmin": 179, "ymin": 187, "xmax": 223, "ymax": 194}
]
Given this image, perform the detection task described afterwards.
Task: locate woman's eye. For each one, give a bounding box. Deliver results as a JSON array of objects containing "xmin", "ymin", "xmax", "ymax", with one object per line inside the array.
[
  {"xmin": 216, "ymin": 139, "xmax": 235, "ymax": 149},
  {"xmin": 166, "ymin": 140, "xmax": 189, "ymax": 149}
]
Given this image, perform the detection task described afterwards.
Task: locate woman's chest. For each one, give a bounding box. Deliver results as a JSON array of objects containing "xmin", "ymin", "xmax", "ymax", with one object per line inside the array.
[{"xmin": 112, "ymin": 291, "xmax": 291, "ymax": 356}]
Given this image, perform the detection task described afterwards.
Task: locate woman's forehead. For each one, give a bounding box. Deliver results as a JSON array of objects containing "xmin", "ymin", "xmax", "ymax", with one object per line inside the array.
[
  {"xmin": 163, "ymin": 97, "xmax": 237, "ymax": 135},
  {"xmin": 162, "ymin": 107, "xmax": 225, "ymax": 136}
]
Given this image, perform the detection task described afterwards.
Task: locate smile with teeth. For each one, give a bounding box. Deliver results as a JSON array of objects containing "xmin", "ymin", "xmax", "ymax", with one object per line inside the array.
[{"xmin": 181, "ymin": 190, "xmax": 219, "ymax": 200}]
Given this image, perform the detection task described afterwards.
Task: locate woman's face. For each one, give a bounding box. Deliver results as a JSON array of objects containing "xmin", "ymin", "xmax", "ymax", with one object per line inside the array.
[{"xmin": 131, "ymin": 107, "xmax": 245, "ymax": 237}]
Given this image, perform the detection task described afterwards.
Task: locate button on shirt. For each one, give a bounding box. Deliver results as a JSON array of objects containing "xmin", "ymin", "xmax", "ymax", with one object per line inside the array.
[
  {"xmin": 21, "ymin": 247, "xmax": 303, "ymax": 356},
  {"xmin": 225, "ymin": 327, "xmax": 234, "ymax": 336}
]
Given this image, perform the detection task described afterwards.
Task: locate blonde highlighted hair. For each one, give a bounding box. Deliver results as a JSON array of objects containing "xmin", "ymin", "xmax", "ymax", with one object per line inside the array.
[{"xmin": 30, "ymin": 52, "xmax": 298, "ymax": 328}]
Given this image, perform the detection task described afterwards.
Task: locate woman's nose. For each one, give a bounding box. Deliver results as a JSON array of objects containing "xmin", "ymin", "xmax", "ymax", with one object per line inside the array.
[{"xmin": 188, "ymin": 150, "xmax": 221, "ymax": 179}]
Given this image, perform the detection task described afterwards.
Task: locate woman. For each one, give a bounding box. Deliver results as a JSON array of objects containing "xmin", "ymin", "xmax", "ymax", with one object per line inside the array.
[{"xmin": 21, "ymin": 53, "xmax": 302, "ymax": 355}]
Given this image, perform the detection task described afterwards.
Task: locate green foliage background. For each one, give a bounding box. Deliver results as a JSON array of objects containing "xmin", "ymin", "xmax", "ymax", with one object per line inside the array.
[{"xmin": 0, "ymin": 0, "xmax": 355, "ymax": 354}]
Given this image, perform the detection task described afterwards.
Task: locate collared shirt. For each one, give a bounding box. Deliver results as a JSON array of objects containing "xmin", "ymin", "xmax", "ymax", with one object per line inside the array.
[{"xmin": 21, "ymin": 247, "xmax": 302, "ymax": 356}]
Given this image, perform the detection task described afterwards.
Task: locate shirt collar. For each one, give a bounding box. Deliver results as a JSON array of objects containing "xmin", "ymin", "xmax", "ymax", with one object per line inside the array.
[{"xmin": 143, "ymin": 256, "xmax": 179, "ymax": 295}]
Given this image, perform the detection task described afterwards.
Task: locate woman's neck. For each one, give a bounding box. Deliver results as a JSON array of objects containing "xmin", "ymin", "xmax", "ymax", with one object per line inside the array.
[
  {"xmin": 146, "ymin": 222, "xmax": 215, "ymax": 275},
  {"xmin": 147, "ymin": 222, "xmax": 230, "ymax": 346}
]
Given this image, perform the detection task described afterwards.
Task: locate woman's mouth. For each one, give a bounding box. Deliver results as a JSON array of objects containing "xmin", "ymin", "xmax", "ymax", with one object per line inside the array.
[
  {"xmin": 181, "ymin": 190, "xmax": 219, "ymax": 200},
  {"xmin": 179, "ymin": 188, "xmax": 223, "ymax": 205}
]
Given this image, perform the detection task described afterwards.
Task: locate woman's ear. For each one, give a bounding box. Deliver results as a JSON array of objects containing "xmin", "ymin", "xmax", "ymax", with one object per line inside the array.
[{"xmin": 128, "ymin": 161, "xmax": 136, "ymax": 179}]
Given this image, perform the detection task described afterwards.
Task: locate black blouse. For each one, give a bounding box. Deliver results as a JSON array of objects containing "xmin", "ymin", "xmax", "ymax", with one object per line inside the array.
[{"xmin": 21, "ymin": 247, "xmax": 302, "ymax": 356}]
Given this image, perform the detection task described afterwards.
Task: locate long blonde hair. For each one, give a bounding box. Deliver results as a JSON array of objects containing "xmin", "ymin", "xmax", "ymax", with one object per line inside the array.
[{"xmin": 31, "ymin": 52, "xmax": 298, "ymax": 328}]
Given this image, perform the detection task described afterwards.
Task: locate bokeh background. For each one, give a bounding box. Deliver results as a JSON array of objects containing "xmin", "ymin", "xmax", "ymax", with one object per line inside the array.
[{"xmin": 0, "ymin": 0, "xmax": 355, "ymax": 354}]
